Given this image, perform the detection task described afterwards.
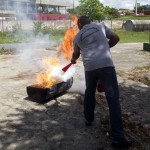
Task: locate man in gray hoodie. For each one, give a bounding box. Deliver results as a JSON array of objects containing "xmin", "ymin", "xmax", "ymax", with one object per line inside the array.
[{"xmin": 71, "ymin": 16, "xmax": 132, "ymax": 149}]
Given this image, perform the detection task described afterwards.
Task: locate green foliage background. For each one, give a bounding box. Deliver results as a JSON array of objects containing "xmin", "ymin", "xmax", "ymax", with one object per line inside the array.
[{"xmin": 79, "ymin": 0, "xmax": 105, "ymax": 21}]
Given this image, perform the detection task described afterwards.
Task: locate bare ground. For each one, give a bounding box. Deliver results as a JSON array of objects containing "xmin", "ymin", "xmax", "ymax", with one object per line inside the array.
[{"xmin": 0, "ymin": 43, "xmax": 150, "ymax": 150}]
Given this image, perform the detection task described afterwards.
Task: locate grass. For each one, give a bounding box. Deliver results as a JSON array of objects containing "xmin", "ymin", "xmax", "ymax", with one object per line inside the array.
[
  {"xmin": 115, "ymin": 29, "xmax": 150, "ymax": 43},
  {"xmin": 133, "ymin": 65, "xmax": 150, "ymax": 71},
  {"xmin": 137, "ymin": 50, "xmax": 150, "ymax": 56},
  {"xmin": 0, "ymin": 32, "xmax": 29, "ymax": 44},
  {"xmin": 133, "ymin": 65, "xmax": 150, "ymax": 86},
  {"xmin": 0, "ymin": 47, "xmax": 15, "ymax": 55},
  {"xmin": 0, "ymin": 32, "xmax": 16, "ymax": 44},
  {"xmin": 48, "ymin": 29, "xmax": 66, "ymax": 42},
  {"xmin": 117, "ymin": 65, "xmax": 150, "ymax": 86},
  {"xmin": 0, "ymin": 27, "xmax": 149, "ymax": 44},
  {"xmin": 0, "ymin": 27, "xmax": 66, "ymax": 44},
  {"xmin": 112, "ymin": 15, "xmax": 150, "ymax": 21}
]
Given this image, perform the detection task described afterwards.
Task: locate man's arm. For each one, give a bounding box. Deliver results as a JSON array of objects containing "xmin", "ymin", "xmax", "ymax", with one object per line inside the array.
[
  {"xmin": 104, "ymin": 25, "xmax": 120, "ymax": 48},
  {"xmin": 71, "ymin": 47, "xmax": 80, "ymax": 64},
  {"xmin": 108, "ymin": 33, "xmax": 120, "ymax": 48}
]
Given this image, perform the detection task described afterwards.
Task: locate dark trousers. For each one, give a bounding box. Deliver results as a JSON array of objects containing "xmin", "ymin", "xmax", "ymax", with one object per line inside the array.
[{"xmin": 84, "ymin": 67, "xmax": 125, "ymax": 141}]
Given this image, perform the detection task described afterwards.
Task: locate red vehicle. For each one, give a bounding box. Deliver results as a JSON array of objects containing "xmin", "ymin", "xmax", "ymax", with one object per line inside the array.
[{"xmin": 24, "ymin": 13, "xmax": 69, "ymax": 20}]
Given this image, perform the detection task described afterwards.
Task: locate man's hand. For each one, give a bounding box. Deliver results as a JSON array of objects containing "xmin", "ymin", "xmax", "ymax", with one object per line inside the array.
[
  {"xmin": 71, "ymin": 43, "xmax": 80, "ymax": 64},
  {"xmin": 71, "ymin": 58, "xmax": 76, "ymax": 64},
  {"xmin": 71, "ymin": 48, "xmax": 80, "ymax": 64},
  {"xmin": 108, "ymin": 33, "xmax": 120, "ymax": 48}
]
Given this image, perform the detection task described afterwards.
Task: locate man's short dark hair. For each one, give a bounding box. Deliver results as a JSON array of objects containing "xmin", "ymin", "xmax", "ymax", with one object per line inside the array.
[{"xmin": 78, "ymin": 16, "xmax": 91, "ymax": 27}]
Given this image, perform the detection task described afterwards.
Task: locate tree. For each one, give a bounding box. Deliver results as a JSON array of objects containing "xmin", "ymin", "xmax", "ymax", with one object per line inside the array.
[
  {"xmin": 104, "ymin": 6, "xmax": 119, "ymax": 18},
  {"xmin": 67, "ymin": 0, "xmax": 119, "ymax": 21},
  {"xmin": 79, "ymin": 0, "xmax": 105, "ymax": 21},
  {"xmin": 67, "ymin": 6, "xmax": 82, "ymax": 16}
]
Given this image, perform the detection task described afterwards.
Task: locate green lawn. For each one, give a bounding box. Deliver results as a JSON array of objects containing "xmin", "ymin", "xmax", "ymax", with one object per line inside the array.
[
  {"xmin": 0, "ymin": 29, "xmax": 149, "ymax": 44},
  {"xmin": 115, "ymin": 29, "xmax": 150, "ymax": 43},
  {"xmin": 0, "ymin": 32, "xmax": 16, "ymax": 44},
  {"xmin": 0, "ymin": 28, "xmax": 66, "ymax": 44},
  {"xmin": 0, "ymin": 32, "xmax": 28, "ymax": 44},
  {"xmin": 112, "ymin": 15, "xmax": 150, "ymax": 21},
  {"xmin": 0, "ymin": 47, "xmax": 15, "ymax": 55}
]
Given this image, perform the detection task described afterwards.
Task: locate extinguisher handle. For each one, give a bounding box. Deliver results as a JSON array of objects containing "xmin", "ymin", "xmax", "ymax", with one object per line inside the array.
[{"xmin": 62, "ymin": 63, "xmax": 72, "ymax": 72}]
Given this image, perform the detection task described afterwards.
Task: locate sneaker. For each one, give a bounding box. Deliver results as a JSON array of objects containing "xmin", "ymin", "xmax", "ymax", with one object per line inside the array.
[
  {"xmin": 85, "ymin": 120, "xmax": 92, "ymax": 126},
  {"xmin": 111, "ymin": 139, "xmax": 132, "ymax": 149}
]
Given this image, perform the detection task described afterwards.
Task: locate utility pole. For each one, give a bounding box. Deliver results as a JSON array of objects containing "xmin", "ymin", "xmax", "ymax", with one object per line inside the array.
[
  {"xmin": 40, "ymin": 0, "xmax": 41, "ymax": 22},
  {"xmin": 2, "ymin": 11, "xmax": 4, "ymax": 32},
  {"xmin": 73, "ymin": 0, "xmax": 74, "ymax": 9},
  {"xmin": 135, "ymin": 0, "xmax": 138, "ymax": 16}
]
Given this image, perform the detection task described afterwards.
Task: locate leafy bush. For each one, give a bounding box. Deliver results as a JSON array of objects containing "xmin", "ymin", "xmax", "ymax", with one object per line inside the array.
[
  {"xmin": 49, "ymin": 10, "xmax": 61, "ymax": 14},
  {"xmin": 0, "ymin": 47, "xmax": 15, "ymax": 55},
  {"xmin": 33, "ymin": 21, "xmax": 66, "ymax": 36},
  {"xmin": 11, "ymin": 23, "xmax": 23, "ymax": 34},
  {"xmin": 33, "ymin": 21, "xmax": 43, "ymax": 34},
  {"xmin": 79, "ymin": 0, "xmax": 105, "ymax": 21},
  {"xmin": 43, "ymin": 26, "xmax": 66, "ymax": 35}
]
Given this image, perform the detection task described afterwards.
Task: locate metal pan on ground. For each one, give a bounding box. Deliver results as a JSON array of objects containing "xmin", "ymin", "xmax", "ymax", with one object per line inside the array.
[{"xmin": 26, "ymin": 77, "xmax": 73, "ymax": 103}]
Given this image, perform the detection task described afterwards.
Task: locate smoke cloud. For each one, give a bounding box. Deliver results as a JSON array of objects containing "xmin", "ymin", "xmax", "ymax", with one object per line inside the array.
[
  {"xmin": 16, "ymin": 34, "xmax": 56, "ymax": 72},
  {"xmin": 69, "ymin": 65, "xmax": 86, "ymax": 95},
  {"xmin": 50, "ymin": 65, "xmax": 76, "ymax": 83}
]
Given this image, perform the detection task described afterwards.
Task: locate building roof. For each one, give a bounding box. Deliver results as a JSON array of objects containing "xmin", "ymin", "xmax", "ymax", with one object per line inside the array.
[
  {"xmin": 139, "ymin": 5, "xmax": 150, "ymax": 8},
  {"xmin": 36, "ymin": 0, "xmax": 70, "ymax": 7},
  {"xmin": 0, "ymin": 0, "xmax": 70, "ymax": 7}
]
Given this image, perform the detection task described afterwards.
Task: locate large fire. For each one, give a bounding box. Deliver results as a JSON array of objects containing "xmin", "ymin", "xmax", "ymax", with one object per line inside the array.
[
  {"xmin": 36, "ymin": 16, "xmax": 78, "ymax": 88},
  {"xmin": 36, "ymin": 57, "xmax": 60, "ymax": 88},
  {"xmin": 57, "ymin": 16, "xmax": 78, "ymax": 60}
]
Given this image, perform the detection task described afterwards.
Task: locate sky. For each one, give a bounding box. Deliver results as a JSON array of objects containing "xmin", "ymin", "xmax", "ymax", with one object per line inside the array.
[{"xmin": 73, "ymin": 0, "xmax": 150, "ymax": 10}]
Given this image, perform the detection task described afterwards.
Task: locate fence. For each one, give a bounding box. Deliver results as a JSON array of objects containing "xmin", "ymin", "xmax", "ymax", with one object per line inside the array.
[{"xmin": 0, "ymin": 20, "xmax": 71, "ymax": 32}]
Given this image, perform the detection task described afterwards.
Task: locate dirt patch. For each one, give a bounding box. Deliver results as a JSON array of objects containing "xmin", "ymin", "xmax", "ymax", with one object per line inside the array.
[
  {"xmin": 96, "ymin": 87, "xmax": 150, "ymax": 150},
  {"xmin": 9, "ymin": 72, "xmax": 37, "ymax": 80},
  {"xmin": 137, "ymin": 50, "xmax": 150, "ymax": 57},
  {"xmin": 117, "ymin": 65, "xmax": 150, "ymax": 86},
  {"xmin": 45, "ymin": 46, "xmax": 58, "ymax": 51},
  {"xmin": 0, "ymin": 48, "xmax": 15, "ymax": 55},
  {"xmin": 0, "ymin": 43, "xmax": 150, "ymax": 150}
]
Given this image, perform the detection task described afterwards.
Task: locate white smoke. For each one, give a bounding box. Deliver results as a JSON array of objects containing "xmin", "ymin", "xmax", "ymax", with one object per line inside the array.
[
  {"xmin": 50, "ymin": 65, "xmax": 76, "ymax": 83},
  {"xmin": 17, "ymin": 34, "xmax": 56, "ymax": 72},
  {"xmin": 69, "ymin": 78, "xmax": 86, "ymax": 95},
  {"xmin": 69, "ymin": 65, "xmax": 86, "ymax": 95},
  {"xmin": 50, "ymin": 60, "xmax": 86, "ymax": 95},
  {"xmin": 63, "ymin": 65, "xmax": 76, "ymax": 81},
  {"xmin": 10, "ymin": 8, "xmax": 85, "ymax": 93}
]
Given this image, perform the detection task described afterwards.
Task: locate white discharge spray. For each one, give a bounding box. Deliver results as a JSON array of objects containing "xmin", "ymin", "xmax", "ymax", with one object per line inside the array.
[
  {"xmin": 49, "ymin": 63, "xmax": 86, "ymax": 95},
  {"xmin": 50, "ymin": 65, "xmax": 76, "ymax": 83}
]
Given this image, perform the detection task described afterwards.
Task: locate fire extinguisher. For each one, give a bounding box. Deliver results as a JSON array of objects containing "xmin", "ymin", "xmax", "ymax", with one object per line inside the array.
[{"xmin": 97, "ymin": 83, "xmax": 105, "ymax": 92}]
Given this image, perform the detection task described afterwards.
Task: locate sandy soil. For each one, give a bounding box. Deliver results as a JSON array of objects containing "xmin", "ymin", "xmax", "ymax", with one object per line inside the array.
[{"xmin": 0, "ymin": 43, "xmax": 150, "ymax": 150}]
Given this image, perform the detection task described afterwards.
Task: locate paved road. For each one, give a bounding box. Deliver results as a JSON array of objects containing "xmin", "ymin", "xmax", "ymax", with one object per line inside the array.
[
  {"xmin": 0, "ymin": 43, "xmax": 149, "ymax": 150},
  {"xmin": 112, "ymin": 43, "xmax": 150, "ymax": 71}
]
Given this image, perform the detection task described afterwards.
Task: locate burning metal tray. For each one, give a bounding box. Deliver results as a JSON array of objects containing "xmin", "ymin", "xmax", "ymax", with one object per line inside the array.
[{"xmin": 26, "ymin": 77, "xmax": 73, "ymax": 103}]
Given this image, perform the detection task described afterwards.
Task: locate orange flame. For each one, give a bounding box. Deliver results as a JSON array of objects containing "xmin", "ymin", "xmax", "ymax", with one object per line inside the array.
[
  {"xmin": 36, "ymin": 57, "xmax": 60, "ymax": 88},
  {"xmin": 36, "ymin": 16, "xmax": 79, "ymax": 88},
  {"xmin": 72, "ymin": 15, "xmax": 78, "ymax": 26},
  {"xmin": 42, "ymin": 57, "xmax": 60, "ymax": 67},
  {"xmin": 57, "ymin": 16, "xmax": 78, "ymax": 60}
]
